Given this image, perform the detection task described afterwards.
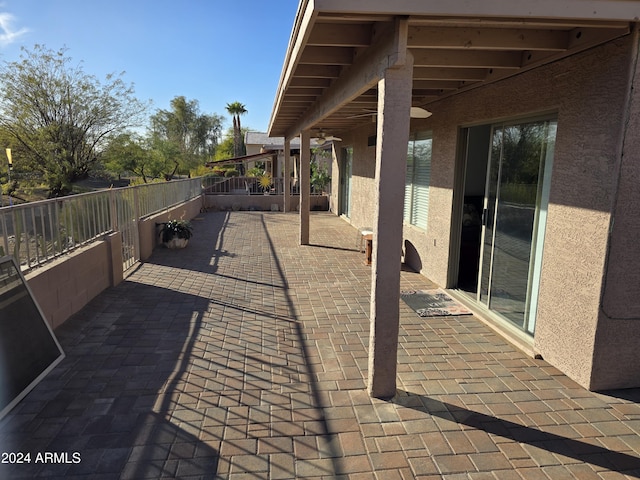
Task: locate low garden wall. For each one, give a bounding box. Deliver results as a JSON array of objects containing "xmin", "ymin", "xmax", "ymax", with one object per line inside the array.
[
  {"xmin": 26, "ymin": 232, "xmax": 122, "ymax": 329},
  {"xmin": 26, "ymin": 196, "xmax": 203, "ymax": 330},
  {"xmin": 138, "ymin": 196, "xmax": 203, "ymax": 261}
]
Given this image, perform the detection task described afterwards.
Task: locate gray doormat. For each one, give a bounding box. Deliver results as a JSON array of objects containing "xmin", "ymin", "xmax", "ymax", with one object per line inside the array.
[{"xmin": 401, "ymin": 289, "xmax": 472, "ymax": 317}]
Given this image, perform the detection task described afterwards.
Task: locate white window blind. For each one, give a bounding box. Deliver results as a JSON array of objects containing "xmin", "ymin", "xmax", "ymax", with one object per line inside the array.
[{"xmin": 404, "ymin": 133, "xmax": 432, "ymax": 230}]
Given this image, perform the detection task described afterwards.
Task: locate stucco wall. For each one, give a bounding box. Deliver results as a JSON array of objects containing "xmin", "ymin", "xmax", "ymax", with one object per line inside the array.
[
  {"xmin": 407, "ymin": 37, "xmax": 633, "ymax": 389},
  {"xmin": 590, "ymin": 31, "xmax": 640, "ymax": 390},
  {"xmin": 26, "ymin": 232, "xmax": 122, "ymax": 330},
  {"xmin": 204, "ymin": 194, "xmax": 328, "ymax": 216},
  {"xmin": 334, "ymin": 35, "xmax": 636, "ymax": 389},
  {"xmin": 332, "ymin": 124, "xmax": 378, "ymax": 229},
  {"xmin": 139, "ymin": 197, "xmax": 204, "ymax": 261}
]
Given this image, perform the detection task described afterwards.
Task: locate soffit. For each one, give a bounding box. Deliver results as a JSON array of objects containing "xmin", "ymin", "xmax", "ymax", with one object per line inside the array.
[{"xmin": 268, "ymin": 1, "xmax": 636, "ymax": 139}]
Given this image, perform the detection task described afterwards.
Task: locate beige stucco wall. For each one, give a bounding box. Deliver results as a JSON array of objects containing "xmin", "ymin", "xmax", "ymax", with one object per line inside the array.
[
  {"xmin": 331, "ymin": 124, "xmax": 378, "ymax": 229},
  {"xmin": 335, "ymin": 34, "xmax": 638, "ymax": 389},
  {"xmin": 590, "ymin": 31, "xmax": 640, "ymax": 390},
  {"xmin": 204, "ymin": 194, "xmax": 328, "ymax": 215},
  {"xmin": 139, "ymin": 197, "xmax": 204, "ymax": 261},
  {"xmin": 26, "ymin": 232, "xmax": 122, "ymax": 330},
  {"xmin": 426, "ymin": 36, "xmax": 632, "ymax": 389}
]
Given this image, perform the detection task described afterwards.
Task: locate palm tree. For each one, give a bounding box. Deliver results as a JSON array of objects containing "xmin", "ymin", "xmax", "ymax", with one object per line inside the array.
[{"xmin": 225, "ymin": 101, "xmax": 247, "ymax": 158}]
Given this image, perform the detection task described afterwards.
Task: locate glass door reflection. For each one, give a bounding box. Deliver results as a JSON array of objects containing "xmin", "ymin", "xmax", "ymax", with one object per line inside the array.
[{"xmin": 478, "ymin": 119, "xmax": 556, "ymax": 333}]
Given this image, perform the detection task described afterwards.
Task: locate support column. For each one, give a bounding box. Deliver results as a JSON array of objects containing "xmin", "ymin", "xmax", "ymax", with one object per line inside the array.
[
  {"xmin": 283, "ymin": 139, "xmax": 291, "ymax": 212},
  {"xmin": 368, "ymin": 53, "xmax": 413, "ymax": 399},
  {"xmin": 299, "ymin": 130, "xmax": 311, "ymax": 245}
]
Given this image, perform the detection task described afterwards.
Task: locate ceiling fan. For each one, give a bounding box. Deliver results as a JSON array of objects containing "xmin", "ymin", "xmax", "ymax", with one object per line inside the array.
[
  {"xmin": 348, "ymin": 106, "xmax": 432, "ymax": 119},
  {"xmin": 314, "ymin": 131, "xmax": 343, "ymax": 145}
]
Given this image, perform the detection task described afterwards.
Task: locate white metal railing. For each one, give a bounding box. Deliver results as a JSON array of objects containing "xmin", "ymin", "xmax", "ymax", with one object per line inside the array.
[
  {"xmin": 0, "ymin": 177, "xmax": 204, "ymax": 272},
  {"xmin": 203, "ymin": 176, "xmax": 332, "ymax": 195}
]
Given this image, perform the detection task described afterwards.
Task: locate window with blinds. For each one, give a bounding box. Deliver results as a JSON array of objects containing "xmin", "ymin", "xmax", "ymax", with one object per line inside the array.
[{"xmin": 404, "ymin": 132, "xmax": 432, "ymax": 230}]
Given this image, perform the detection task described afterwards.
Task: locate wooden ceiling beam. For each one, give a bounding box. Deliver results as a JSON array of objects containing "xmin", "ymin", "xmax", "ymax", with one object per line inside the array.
[
  {"xmin": 413, "ymin": 67, "xmax": 489, "ymax": 81},
  {"xmin": 281, "ymin": 98, "xmax": 314, "ymax": 103},
  {"xmin": 308, "ymin": 22, "xmax": 373, "ymax": 47},
  {"xmin": 285, "ymin": 18, "xmax": 408, "ymax": 139},
  {"xmin": 412, "ymin": 80, "xmax": 464, "ymax": 90},
  {"xmin": 290, "ymin": 78, "xmax": 333, "ymax": 88},
  {"xmin": 408, "ymin": 26, "xmax": 570, "ymax": 51},
  {"xmin": 293, "ymin": 64, "xmax": 342, "ymax": 79},
  {"xmin": 299, "ymin": 46, "xmax": 354, "ymax": 65},
  {"xmin": 286, "ymin": 88, "xmax": 326, "ymax": 96},
  {"xmin": 411, "ymin": 49, "xmax": 522, "ymax": 69},
  {"xmin": 408, "ymin": 16, "xmax": 630, "ymax": 30}
]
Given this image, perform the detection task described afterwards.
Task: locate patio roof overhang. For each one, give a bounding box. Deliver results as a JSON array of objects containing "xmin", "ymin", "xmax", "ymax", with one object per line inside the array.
[
  {"xmin": 268, "ymin": 0, "xmax": 638, "ymax": 139},
  {"xmin": 205, "ymin": 151, "xmax": 277, "ymax": 168}
]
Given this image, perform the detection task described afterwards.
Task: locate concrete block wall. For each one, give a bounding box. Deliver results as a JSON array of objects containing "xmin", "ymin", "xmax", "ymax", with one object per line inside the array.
[{"xmin": 26, "ymin": 232, "xmax": 121, "ymax": 330}]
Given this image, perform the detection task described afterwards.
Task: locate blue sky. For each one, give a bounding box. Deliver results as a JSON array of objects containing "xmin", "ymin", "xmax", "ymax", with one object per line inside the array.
[{"xmin": 0, "ymin": 0, "xmax": 299, "ymax": 134}]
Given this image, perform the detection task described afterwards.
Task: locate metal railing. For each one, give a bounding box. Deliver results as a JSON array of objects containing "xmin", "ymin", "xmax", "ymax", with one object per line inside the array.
[
  {"xmin": 203, "ymin": 176, "xmax": 330, "ymax": 196},
  {"xmin": 203, "ymin": 176, "xmax": 288, "ymax": 195},
  {"xmin": 0, "ymin": 177, "xmax": 204, "ymax": 272}
]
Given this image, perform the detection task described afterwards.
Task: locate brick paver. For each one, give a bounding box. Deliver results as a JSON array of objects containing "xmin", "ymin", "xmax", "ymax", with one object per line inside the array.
[{"xmin": 1, "ymin": 211, "xmax": 639, "ymax": 479}]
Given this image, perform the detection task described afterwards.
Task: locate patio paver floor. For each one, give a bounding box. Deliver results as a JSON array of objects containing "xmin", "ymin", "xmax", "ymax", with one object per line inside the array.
[{"xmin": 1, "ymin": 211, "xmax": 639, "ymax": 479}]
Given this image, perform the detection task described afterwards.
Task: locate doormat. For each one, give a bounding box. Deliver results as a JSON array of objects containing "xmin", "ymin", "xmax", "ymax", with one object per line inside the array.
[{"xmin": 401, "ymin": 289, "xmax": 472, "ymax": 317}]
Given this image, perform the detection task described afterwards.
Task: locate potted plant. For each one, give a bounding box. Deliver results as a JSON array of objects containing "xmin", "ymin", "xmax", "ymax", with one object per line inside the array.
[{"xmin": 160, "ymin": 220, "xmax": 193, "ymax": 249}]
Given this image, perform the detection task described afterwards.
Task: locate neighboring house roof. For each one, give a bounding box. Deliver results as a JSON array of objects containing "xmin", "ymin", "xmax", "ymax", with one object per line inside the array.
[{"xmin": 268, "ymin": 0, "xmax": 639, "ymax": 138}]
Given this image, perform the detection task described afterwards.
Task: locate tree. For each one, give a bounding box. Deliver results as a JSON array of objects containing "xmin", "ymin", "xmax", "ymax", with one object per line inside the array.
[
  {"xmin": 214, "ymin": 126, "xmax": 250, "ymax": 161},
  {"xmin": 102, "ymin": 133, "xmax": 163, "ymax": 183},
  {"xmin": 0, "ymin": 45, "xmax": 149, "ymax": 196},
  {"xmin": 225, "ymin": 101, "xmax": 247, "ymax": 158},
  {"xmin": 214, "ymin": 132, "xmax": 236, "ymax": 161},
  {"xmin": 149, "ymin": 96, "xmax": 224, "ymax": 180},
  {"xmin": 311, "ymin": 147, "xmax": 332, "ymax": 193}
]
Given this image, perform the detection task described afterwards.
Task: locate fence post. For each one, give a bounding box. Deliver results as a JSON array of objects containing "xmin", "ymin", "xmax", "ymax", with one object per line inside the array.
[
  {"xmin": 0, "ymin": 210, "xmax": 9, "ymax": 257},
  {"xmin": 109, "ymin": 189, "xmax": 118, "ymax": 232},
  {"xmin": 133, "ymin": 186, "xmax": 141, "ymax": 263}
]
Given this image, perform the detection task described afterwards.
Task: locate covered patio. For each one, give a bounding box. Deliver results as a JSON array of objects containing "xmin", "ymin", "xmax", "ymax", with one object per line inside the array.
[
  {"xmin": 1, "ymin": 212, "xmax": 639, "ymax": 478},
  {"xmin": 268, "ymin": 0, "xmax": 640, "ymax": 394}
]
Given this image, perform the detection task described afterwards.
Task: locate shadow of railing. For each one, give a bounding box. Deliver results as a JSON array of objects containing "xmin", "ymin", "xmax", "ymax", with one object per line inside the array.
[
  {"xmin": 0, "ymin": 280, "xmax": 219, "ymax": 479},
  {"xmin": 128, "ymin": 211, "xmax": 340, "ymax": 477},
  {"xmin": 0, "ymin": 210, "xmax": 355, "ymax": 478}
]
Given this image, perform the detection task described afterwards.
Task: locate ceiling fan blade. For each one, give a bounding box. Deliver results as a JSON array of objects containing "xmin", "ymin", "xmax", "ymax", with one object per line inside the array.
[
  {"xmin": 347, "ymin": 112, "xmax": 376, "ymax": 119},
  {"xmin": 313, "ymin": 131, "xmax": 342, "ymax": 144},
  {"xmin": 347, "ymin": 107, "xmax": 432, "ymax": 119},
  {"xmin": 411, "ymin": 106, "xmax": 432, "ymax": 118}
]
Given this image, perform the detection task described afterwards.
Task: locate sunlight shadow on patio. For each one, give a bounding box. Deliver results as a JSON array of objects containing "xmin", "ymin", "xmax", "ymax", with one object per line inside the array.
[{"xmin": 393, "ymin": 390, "xmax": 640, "ymax": 477}]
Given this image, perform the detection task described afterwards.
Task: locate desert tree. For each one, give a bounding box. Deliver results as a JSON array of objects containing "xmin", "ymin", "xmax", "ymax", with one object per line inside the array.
[
  {"xmin": 0, "ymin": 45, "xmax": 149, "ymax": 196},
  {"xmin": 149, "ymin": 96, "xmax": 224, "ymax": 180}
]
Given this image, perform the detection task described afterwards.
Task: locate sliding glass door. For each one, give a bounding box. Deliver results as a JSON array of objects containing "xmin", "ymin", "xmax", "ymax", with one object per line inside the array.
[
  {"xmin": 339, "ymin": 147, "xmax": 353, "ymax": 218},
  {"xmin": 478, "ymin": 118, "xmax": 556, "ymax": 333}
]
